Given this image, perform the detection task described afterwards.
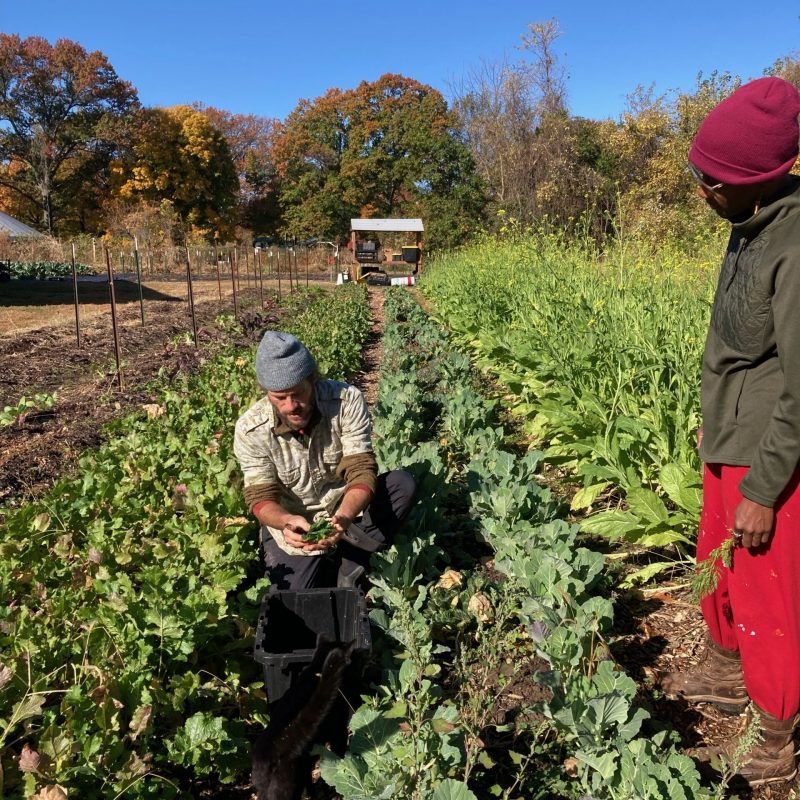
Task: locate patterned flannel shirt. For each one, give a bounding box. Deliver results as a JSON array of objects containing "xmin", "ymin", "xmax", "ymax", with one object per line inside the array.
[{"xmin": 233, "ymin": 379, "xmax": 376, "ymax": 555}]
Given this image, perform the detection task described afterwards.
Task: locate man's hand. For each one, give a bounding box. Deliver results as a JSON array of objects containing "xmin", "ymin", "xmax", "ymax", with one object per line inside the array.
[
  {"xmin": 332, "ymin": 486, "xmax": 372, "ymax": 537},
  {"xmin": 733, "ymin": 497, "xmax": 775, "ymax": 549},
  {"xmin": 284, "ymin": 515, "xmax": 343, "ymax": 552},
  {"xmin": 331, "ymin": 511, "xmax": 353, "ymax": 536},
  {"xmin": 281, "ymin": 515, "xmax": 316, "ymax": 550}
]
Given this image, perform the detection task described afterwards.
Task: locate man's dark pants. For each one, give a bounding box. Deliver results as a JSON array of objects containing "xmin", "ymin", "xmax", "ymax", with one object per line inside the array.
[{"xmin": 261, "ymin": 470, "xmax": 416, "ymax": 591}]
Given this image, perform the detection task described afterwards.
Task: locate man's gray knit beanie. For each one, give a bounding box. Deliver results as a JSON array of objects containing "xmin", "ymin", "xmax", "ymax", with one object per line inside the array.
[{"xmin": 255, "ymin": 331, "xmax": 317, "ymax": 391}]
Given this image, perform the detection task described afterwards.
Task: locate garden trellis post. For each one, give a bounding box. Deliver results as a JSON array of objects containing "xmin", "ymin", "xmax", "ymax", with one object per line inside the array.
[
  {"xmin": 256, "ymin": 248, "xmax": 264, "ymax": 308},
  {"xmin": 186, "ymin": 247, "xmax": 198, "ymax": 347},
  {"xmin": 133, "ymin": 235, "xmax": 145, "ymax": 326},
  {"xmin": 275, "ymin": 249, "xmax": 282, "ymax": 302},
  {"xmin": 213, "ymin": 243, "xmax": 222, "ymax": 301},
  {"xmin": 228, "ymin": 250, "xmax": 238, "ymax": 318},
  {"xmin": 104, "ymin": 245, "xmax": 123, "ymax": 391},
  {"xmin": 70, "ymin": 242, "xmax": 81, "ymax": 347}
]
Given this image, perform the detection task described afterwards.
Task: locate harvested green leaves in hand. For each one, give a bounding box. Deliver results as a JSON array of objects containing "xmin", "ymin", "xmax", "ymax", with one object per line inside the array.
[
  {"xmin": 302, "ymin": 518, "xmax": 336, "ymax": 542},
  {"xmin": 691, "ymin": 536, "xmax": 736, "ymax": 602}
]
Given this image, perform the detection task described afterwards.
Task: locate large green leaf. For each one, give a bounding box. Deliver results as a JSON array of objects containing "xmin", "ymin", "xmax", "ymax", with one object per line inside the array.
[
  {"xmin": 431, "ymin": 779, "xmax": 479, "ymax": 800},
  {"xmin": 634, "ymin": 528, "xmax": 694, "ymax": 548},
  {"xmin": 575, "ymin": 748, "xmax": 619, "ymax": 780},
  {"xmin": 571, "ymin": 482, "xmax": 610, "ymax": 511},
  {"xmin": 581, "ymin": 510, "xmax": 640, "ymax": 539},
  {"xmin": 618, "ymin": 560, "xmax": 676, "ymax": 588},
  {"xmin": 659, "ymin": 462, "xmax": 703, "ymax": 516},
  {"xmin": 626, "ymin": 487, "xmax": 670, "ymax": 524}
]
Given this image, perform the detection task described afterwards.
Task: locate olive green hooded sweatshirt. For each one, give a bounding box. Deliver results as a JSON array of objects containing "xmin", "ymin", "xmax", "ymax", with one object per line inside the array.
[{"xmin": 700, "ymin": 176, "xmax": 800, "ymax": 506}]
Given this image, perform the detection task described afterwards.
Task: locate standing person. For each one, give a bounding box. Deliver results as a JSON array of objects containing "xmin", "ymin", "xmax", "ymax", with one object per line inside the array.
[
  {"xmin": 661, "ymin": 77, "xmax": 800, "ymax": 785},
  {"xmin": 234, "ymin": 330, "xmax": 416, "ymax": 591}
]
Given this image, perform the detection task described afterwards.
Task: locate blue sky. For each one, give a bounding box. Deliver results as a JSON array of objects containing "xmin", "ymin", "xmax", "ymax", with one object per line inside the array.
[{"xmin": 3, "ymin": 1, "xmax": 799, "ymax": 122}]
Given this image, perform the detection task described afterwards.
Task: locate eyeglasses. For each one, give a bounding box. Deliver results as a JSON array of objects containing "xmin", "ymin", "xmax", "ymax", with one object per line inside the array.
[{"xmin": 687, "ymin": 162, "xmax": 724, "ymax": 192}]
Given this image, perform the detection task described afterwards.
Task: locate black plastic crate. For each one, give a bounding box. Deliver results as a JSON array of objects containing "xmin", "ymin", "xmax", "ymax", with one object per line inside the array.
[{"xmin": 253, "ymin": 588, "xmax": 371, "ymax": 704}]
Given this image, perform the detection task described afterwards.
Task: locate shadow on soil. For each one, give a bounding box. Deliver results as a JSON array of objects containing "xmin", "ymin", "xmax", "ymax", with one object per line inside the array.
[{"xmin": 1, "ymin": 278, "xmax": 185, "ymax": 306}]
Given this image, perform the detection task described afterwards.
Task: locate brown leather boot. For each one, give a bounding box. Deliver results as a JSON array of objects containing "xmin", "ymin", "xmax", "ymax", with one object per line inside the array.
[
  {"xmin": 694, "ymin": 706, "xmax": 798, "ymax": 786},
  {"xmin": 660, "ymin": 634, "xmax": 748, "ymax": 713}
]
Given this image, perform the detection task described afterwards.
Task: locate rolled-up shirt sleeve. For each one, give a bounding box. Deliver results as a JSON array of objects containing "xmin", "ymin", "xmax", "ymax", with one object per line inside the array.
[
  {"xmin": 243, "ymin": 481, "xmax": 282, "ymax": 510},
  {"xmin": 337, "ymin": 452, "xmax": 378, "ymax": 493},
  {"xmin": 335, "ymin": 387, "xmax": 377, "ymax": 491}
]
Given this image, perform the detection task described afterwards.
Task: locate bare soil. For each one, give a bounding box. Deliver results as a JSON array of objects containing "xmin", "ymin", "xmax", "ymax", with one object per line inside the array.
[
  {"xmin": 348, "ymin": 287, "xmax": 384, "ymax": 410},
  {"xmin": 0, "ymin": 276, "xmax": 235, "ymax": 336}
]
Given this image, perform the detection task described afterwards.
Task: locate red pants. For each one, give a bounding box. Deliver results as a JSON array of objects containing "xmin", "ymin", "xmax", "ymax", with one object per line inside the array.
[{"xmin": 699, "ymin": 463, "xmax": 800, "ymax": 720}]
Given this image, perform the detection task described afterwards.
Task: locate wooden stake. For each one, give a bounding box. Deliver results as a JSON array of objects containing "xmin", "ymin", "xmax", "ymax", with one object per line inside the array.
[
  {"xmin": 133, "ymin": 235, "xmax": 145, "ymax": 326},
  {"xmin": 256, "ymin": 248, "xmax": 264, "ymax": 308},
  {"xmin": 229, "ymin": 251, "xmax": 238, "ymax": 317},
  {"xmin": 276, "ymin": 249, "xmax": 282, "ymax": 302},
  {"xmin": 213, "ymin": 244, "xmax": 222, "ymax": 301}
]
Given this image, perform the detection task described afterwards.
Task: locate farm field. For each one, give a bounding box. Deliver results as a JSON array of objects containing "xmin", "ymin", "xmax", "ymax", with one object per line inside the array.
[
  {"xmin": 0, "ymin": 279, "xmax": 338, "ymax": 505},
  {"xmin": 0, "ymin": 258, "xmax": 787, "ymax": 799},
  {"xmin": 0, "ymin": 276, "xmax": 333, "ymax": 337}
]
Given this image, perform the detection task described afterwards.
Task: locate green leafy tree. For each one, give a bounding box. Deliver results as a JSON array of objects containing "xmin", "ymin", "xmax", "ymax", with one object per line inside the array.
[
  {"xmin": 273, "ymin": 74, "xmax": 485, "ymax": 249},
  {"xmin": 0, "ymin": 34, "xmax": 138, "ymax": 234}
]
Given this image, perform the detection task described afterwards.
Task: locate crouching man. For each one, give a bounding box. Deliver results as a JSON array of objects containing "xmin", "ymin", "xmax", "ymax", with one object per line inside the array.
[{"xmin": 234, "ymin": 330, "xmax": 416, "ymax": 590}]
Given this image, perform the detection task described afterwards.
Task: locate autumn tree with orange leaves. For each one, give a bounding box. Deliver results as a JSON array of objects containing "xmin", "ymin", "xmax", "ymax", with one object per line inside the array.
[
  {"xmin": 195, "ymin": 105, "xmax": 282, "ymax": 233},
  {"xmin": 273, "ymin": 73, "xmax": 485, "ymax": 248},
  {"xmin": 0, "ymin": 34, "xmax": 138, "ymax": 234},
  {"xmin": 111, "ymin": 105, "xmax": 239, "ymax": 240}
]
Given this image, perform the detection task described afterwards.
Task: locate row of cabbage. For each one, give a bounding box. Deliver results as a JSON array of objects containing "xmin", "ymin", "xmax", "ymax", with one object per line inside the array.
[
  {"xmin": 320, "ymin": 289, "xmax": 714, "ymax": 799},
  {"xmin": 0, "ymin": 284, "xmax": 369, "ymax": 798},
  {"xmin": 421, "ymin": 233, "xmax": 719, "ymax": 583}
]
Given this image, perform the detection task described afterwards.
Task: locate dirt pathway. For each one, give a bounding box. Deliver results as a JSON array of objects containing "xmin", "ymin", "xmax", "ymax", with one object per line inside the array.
[{"xmin": 350, "ymin": 287, "xmax": 385, "ymax": 410}]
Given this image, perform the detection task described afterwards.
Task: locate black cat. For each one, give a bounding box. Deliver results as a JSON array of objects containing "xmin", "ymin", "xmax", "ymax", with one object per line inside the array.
[{"xmin": 251, "ymin": 638, "xmax": 356, "ymax": 800}]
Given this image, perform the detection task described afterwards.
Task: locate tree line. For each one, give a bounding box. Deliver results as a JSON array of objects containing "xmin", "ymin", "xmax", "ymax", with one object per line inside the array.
[{"xmin": 1, "ymin": 29, "xmax": 798, "ymax": 252}]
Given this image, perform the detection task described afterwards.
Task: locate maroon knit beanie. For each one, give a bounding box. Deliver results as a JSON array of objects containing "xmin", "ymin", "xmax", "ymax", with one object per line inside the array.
[{"xmin": 689, "ymin": 77, "xmax": 800, "ymax": 185}]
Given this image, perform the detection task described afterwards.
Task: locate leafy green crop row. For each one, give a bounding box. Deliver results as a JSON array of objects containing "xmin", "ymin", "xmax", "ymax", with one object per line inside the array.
[
  {"xmin": 1, "ymin": 261, "xmax": 96, "ymax": 280},
  {"xmin": 285, "ymin": 283, "xmax": 371, "ymax": 379},
  {"xmin": 421, "ymin": 234, "xmax": 715, "ymax": 583},
  {"xmin": 0, "ymin": 285, "xmax": 370, "ymax": 798},
  {"xmin": 321, "ymin": 288, "xmax": 715, "ymax": 799}
]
